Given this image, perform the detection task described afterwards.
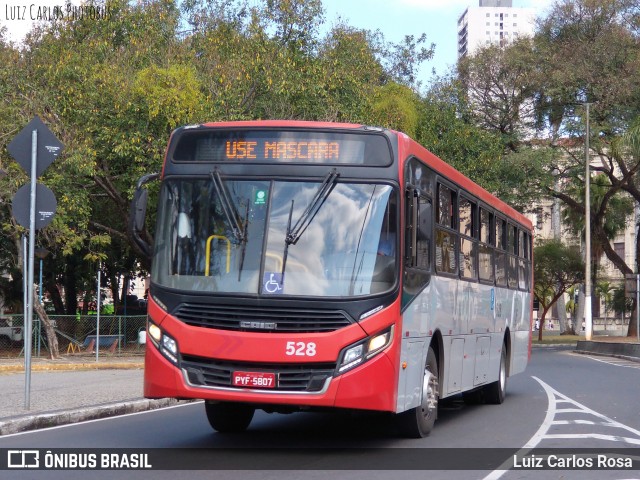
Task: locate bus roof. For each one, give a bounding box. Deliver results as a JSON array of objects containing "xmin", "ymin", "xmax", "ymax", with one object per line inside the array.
[{"xmin": 199, "ymin": 120, "xmax": 366, "ymax": 130}]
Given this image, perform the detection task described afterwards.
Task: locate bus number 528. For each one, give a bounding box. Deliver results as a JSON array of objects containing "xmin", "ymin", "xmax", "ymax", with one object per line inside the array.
[{"xmin": 285, "ymin": 342, "xmax": 317, "ymax": 357}]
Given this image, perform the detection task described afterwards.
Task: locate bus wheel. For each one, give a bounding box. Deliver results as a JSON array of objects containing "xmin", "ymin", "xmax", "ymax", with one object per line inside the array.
[
  {"xmin": 397, "ymin": 346, "xmax": 439, "ymax": 438},
  {"xmin": 205, "ymin": 401, "xmax": 255, "ymax": 433},
  {"xmin": 484, "ymin": 346, "xmax": 507, "ymax": 404}
]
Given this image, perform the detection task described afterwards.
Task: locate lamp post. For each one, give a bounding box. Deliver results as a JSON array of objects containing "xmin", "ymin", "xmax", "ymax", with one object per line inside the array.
[{"xmin": 584, "ymin": 103, "xmax": 593, "ymax": 341}]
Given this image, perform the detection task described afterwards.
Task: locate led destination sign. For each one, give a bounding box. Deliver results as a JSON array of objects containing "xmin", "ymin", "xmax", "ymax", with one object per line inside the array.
[
  {"xmin": 225, "ymin": 140, "xmax": 340, "ymax": 161},
  {"xmin": 172, "ymin": 129, "xmax": 392, "ymax": 165}
]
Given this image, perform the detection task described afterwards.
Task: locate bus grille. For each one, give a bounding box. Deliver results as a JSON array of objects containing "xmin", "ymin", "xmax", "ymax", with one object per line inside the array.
[
  {"xmin": 173, "ymin": 303, "xmax": 353, "ymax": 333},
  {"xmin": 181, "ymin": 355, "xmax": 335, "ymax": 392}
]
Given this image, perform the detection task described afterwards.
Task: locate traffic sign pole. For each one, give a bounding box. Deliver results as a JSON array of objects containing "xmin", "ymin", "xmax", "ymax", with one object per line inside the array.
[
  {"xmin": 24, "ymin": 129, "xmax": 38, "ymax": 410},
  {"xmin": 8, "ymin": 116, "xmax": 63, "ymax": 411}
]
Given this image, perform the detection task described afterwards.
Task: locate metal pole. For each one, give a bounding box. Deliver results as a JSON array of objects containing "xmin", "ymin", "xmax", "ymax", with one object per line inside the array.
[
  {"xmin": 636, "ymin": 274, "xmax": 639, "ymax": 342},
  {"xmin": 96, "ymin": 261, "xmax": 101, "ymax": 363},
  {"xmin": 37, "ymin": 257, "xmax": 42, "ymax": 358},
  {"xmin": 22, "ymin": 235, "xmax": 27, "ymax": 354},
  {"xmin": 39, "ymin": 258, "xmax": 43, "ymax": 302},
  {"xmin": 584, "ymin": 103, "xmax": 593, "ymax": 341},
  {"xmin": 24, "ymin": 128, "xmax": 37, "ymax": 410}
]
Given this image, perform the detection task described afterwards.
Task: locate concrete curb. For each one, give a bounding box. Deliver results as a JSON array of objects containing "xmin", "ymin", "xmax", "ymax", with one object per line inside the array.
[
  {"xmin": 0, "ymin": 362, "xmax": 144, "ymax": 374},
  {"xmin": 0, "ymin": 398, "xmax": 192, "ymax": 436},
  {"xmin": 574, "ymin": 340, "xmax": 640, "ymax": 364}
]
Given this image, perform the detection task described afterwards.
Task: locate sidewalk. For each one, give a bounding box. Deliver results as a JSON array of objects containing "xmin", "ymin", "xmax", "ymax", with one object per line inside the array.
[{"xmin": 0, "ymin": 354, "xmax": 185, "ymax": 436}]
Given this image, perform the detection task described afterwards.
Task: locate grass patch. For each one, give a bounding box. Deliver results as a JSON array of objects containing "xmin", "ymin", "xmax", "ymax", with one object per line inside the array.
[{"xmin": 532, "ymin": 335, "xmax": 581, "ymax": 345}]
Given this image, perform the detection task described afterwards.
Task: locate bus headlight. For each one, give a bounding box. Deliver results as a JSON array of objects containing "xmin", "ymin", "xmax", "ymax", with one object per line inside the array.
[
  {"xmin": 148, "ymin": 323, "xmax": 162, "ymax": 343},
  {"xmin": 340, "ymin": 344, "xmax": 365, "ymax": 372},
  {"xmin": 147, "ymin": 321, "xmax": 179, "ymax": 366},
  {"xmin": 337, "ymin": 327, "xmax": 393, "ymax": 374},
  {"xmin": 368, "ymin": 329, "xmax": 392, "ymax": 356}
]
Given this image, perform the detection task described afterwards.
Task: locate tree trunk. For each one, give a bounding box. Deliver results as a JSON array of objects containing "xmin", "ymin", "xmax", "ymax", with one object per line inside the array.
[
  {"xmin": 538, "ymin": 306, "xmax": 551, "ymax": 342},
  {"xmin": 576, "ymin": 288, "xmax": 585, "ymax": 335},
  {"xmin": 109, "ymin": 273, "xmax": 120, "ymax": 312},
  {"xmin": 32, "ymin": 292, "xmax": 60, "ymax": 359},
  {"xmin": 557, "ymin": 295, "xmax": 572, "ymax": 334},
  {"xmin": 45, "ymin": 277, "xmax": 65, "ymax": 314}
]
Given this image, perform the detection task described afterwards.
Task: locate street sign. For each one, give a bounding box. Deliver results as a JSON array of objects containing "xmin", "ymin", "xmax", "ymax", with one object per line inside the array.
[
  {"xmin": 7, "ymin": 116, "xmax": 64, "ymax": 178},
  {"xmin": 11, "ymin": 183, "xmax": 57, "ymax": 230},
  {"xmin": 7, "ymin": 115, "xmax": 62, "ymax": 411}
]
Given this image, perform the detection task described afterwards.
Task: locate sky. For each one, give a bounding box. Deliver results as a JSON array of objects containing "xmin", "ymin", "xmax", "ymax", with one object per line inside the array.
[
  {"xmin": 321, "ymin": 0, "xmax": 556, "ymax": 85},
  {"xmin": 1, "ymin": 0, "xmax": 555, "ymax": 85}
]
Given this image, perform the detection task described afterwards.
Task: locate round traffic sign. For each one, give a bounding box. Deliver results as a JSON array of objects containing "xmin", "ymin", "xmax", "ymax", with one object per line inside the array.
[{"xmin": 11, "ymin": 183, "xmax": 57, "ymax": 230}]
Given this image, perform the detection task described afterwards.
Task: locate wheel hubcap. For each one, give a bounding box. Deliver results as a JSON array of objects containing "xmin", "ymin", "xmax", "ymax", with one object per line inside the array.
[{"xmin": 421, "ymin": 370, "xmax": 438, "ymax": 416}]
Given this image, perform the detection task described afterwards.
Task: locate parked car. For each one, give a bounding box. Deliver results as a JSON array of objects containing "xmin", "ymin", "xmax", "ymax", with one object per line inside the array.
[{"xmin": 0, "ymin": 318, "xmax": 23, "ymax": 347}]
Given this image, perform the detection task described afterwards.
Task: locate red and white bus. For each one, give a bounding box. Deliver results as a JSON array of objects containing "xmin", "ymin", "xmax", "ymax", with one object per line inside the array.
[{"xmin": 131, "ymin": 120, "xmax": 533, "ymax": 437}]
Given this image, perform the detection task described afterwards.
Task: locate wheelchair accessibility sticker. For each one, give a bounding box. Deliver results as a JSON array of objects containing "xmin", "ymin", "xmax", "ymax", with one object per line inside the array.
[{"xmin": 263, "ymin": 272, "xmax": 284, "ymax": 294}]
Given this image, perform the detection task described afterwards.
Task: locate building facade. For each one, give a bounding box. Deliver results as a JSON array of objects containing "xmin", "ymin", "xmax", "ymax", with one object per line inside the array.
[
  {"xmin": 457, "ymin": 0, "xmax": 536, "ymax": 58},
  {"xmin": 527, "ymin": 154, "xmax": 638, "ymax": 329}
]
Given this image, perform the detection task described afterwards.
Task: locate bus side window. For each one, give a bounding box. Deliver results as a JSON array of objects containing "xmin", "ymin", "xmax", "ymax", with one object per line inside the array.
[
  {"xmin": 403, "ymin": 186, "xmax": 432, "ymax": 307},
  {"xmin": 478, "ymin": 207, "xmax": 495, "ymax": 283},
  {"xmin": 495, "ymin": 217, "xmax": 507, "ymax": 287},
  {"xmin": 405, "ymin": 189, "xmax": 431, "ymax": 271},
  {"xmin": 437, "ymin": 183, "xmax": 455, "ymax": 229},
  {"xmin": 416, "ymin": 197, "xmax": 432, "ymax": 270}
]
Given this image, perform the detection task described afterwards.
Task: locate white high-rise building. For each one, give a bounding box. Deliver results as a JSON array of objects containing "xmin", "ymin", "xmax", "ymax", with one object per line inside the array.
[{"xmin": 457, "ymin": 0, "xmax": 536, "ymax": 58}]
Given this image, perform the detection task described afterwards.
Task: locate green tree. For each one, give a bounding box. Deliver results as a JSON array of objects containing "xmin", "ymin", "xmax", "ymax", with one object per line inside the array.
[
  {"xmin": 565, "ymin": 285, "xmax": 579, "ymax": 333},
  {"xmin": 595, "ymin": 280, "xmax": 615, "ymax": 331},
  {"xmin": 561, "ymin": 173, "xmax": 633, "ymax": 278},
  {"xmin": 371, "ymin": 83, "xmax": 419, "ymax": 136},
  {"xmin": 415, "ymin": 76, "xmax": 546, "ymax": 208},
  {"xmin": 534, "ymin": 239, "xmax": 585, "ymax": 341},
  {"xmin": 458, "ymin": 39, "xmax": 539, "ymax": 151},
  {"xmin": 0, "ymin": 0, "xmax": 444, "ymax": 317}
]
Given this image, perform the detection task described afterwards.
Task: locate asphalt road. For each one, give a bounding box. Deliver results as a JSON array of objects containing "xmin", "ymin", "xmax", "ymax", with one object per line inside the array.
[{"xmin": 1, "ymin": 346, "xmax": 639, "ymax": 480}]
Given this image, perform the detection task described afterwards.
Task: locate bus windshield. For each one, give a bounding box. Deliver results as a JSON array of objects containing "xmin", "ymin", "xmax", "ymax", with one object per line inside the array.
[{"xmin": 152, "ymin": 178, "xmax": 397, "ymax": 297}]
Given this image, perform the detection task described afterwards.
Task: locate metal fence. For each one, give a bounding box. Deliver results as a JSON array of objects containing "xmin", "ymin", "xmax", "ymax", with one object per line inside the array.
[{"xmin": 0, "ymin": 314, "xmax": 147, "ymax": 359}]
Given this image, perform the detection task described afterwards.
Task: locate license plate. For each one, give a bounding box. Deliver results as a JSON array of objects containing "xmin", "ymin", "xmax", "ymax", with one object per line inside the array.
[{"xmin": 232, "ymin": 371, "xmax": 276, "ymax": 389}]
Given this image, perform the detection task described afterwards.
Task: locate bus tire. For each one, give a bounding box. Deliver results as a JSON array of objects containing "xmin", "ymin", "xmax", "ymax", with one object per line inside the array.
[
  {"xmin": 397, "ymin": 346, "xmax": 439, "ymax": 438},
  {"xmin": 205, "ymin": 401, "xmax": 255, "ymax": 433},
  {"xmin": 483, "ymin": 345, "xmax": 507, "ymax": 404}
]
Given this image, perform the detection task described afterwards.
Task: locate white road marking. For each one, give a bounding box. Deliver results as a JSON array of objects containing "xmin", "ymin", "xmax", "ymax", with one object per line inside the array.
[
  {"xmin": 579, "ymin": 354, "xmax": 640, "ymax": 369},
  {"xmin": 482, "ymin": 377, "xmax": 640, "ymax": 480}
]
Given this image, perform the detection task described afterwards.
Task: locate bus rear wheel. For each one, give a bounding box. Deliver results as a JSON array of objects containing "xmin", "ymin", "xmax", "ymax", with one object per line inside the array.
[
  {"xmin": 205, "ymin": 401, "xmax": 255, "ymax": 433},
  {"xmin": 483, "ymin": 345, "xmax": 507, "ymax": 404},
  {"xmin": 397, "ymin": 346, "xmax": 439, "ymax": 438}
]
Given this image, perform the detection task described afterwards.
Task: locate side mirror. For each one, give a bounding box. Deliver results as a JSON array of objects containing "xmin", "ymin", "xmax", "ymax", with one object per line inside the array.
[
  {"xmin": 133, "ymin": 189, "xmax": 149, "ymax": 232},
  {"xmin": 128, "ymin": 173, "xmax": 159, "ymax": 259}
]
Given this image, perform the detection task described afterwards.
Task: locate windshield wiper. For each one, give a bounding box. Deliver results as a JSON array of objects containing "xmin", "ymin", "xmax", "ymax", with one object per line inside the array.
[
  {"xmin": 210, "ymin": 168, "xmax": 246, "ymax": 244},
  {"xmin": 281, "ymin": 169, "xmax": 339, "ymax": 277},
  {"xmin": 285, "ymin": 169, "xmax": 339, "ymax": 246}
]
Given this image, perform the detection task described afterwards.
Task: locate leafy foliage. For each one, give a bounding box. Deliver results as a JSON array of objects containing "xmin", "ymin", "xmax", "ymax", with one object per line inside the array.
[
  {"xmin": 0, "ymin": 0, "xmax": 438, "ymax": 313},
  {"xmin": 534, "ymin": 239, "xmax": 585, "ymax": 341}
]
